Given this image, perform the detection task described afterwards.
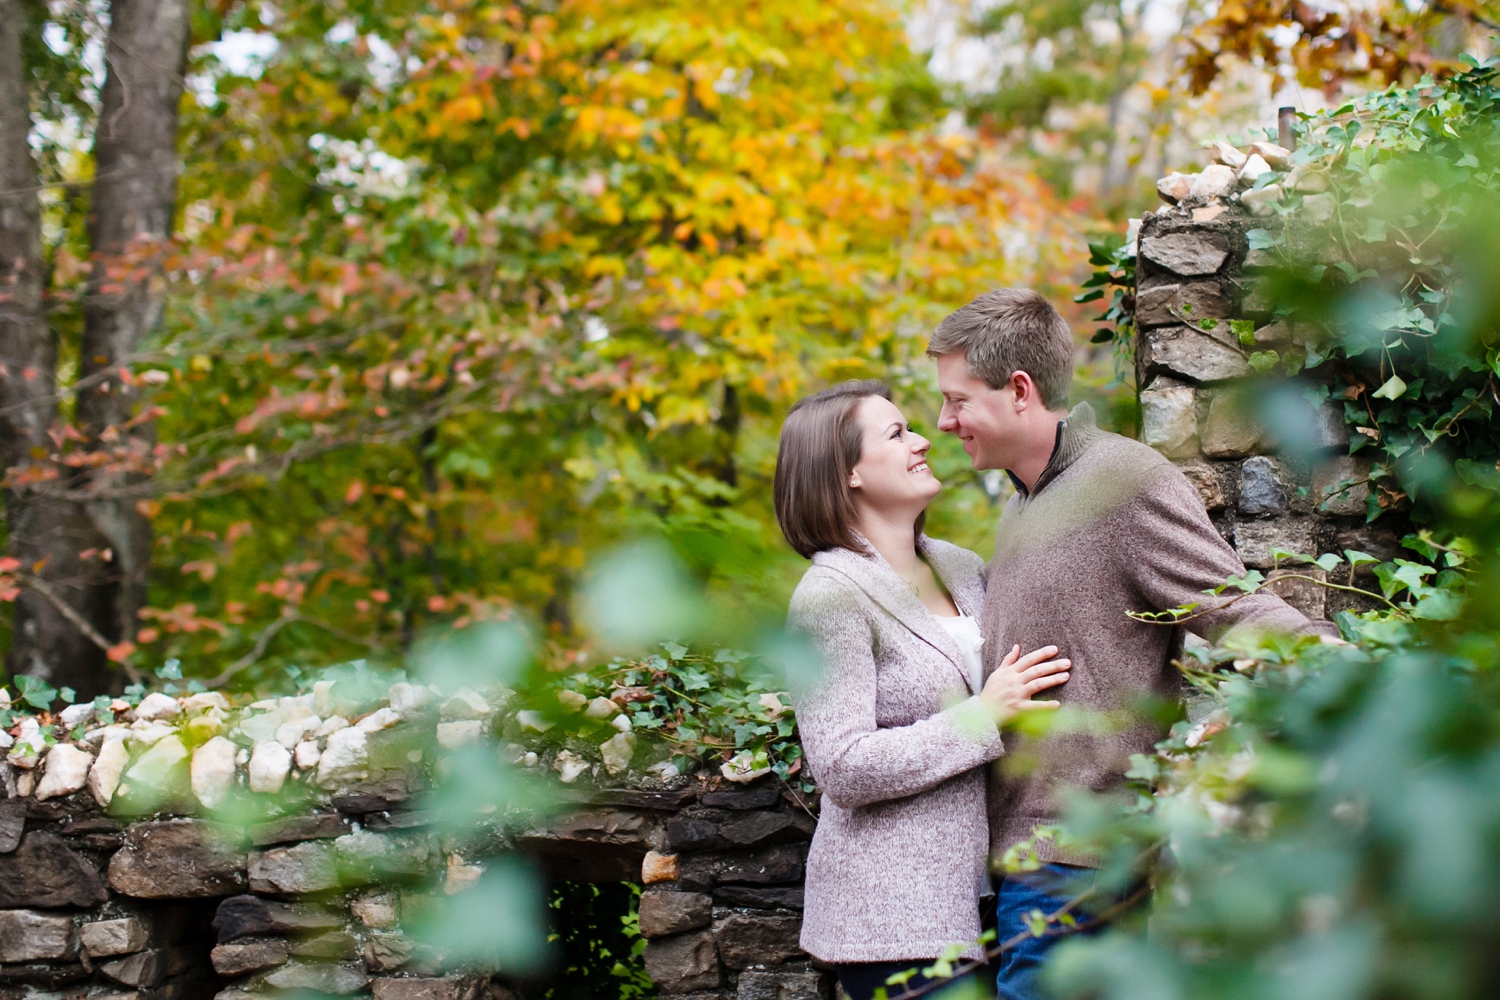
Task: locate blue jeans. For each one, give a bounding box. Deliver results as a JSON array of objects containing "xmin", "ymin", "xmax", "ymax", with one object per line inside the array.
[{"xmin": 993, "ymin": 863, "xmax": 1102, "ymax": 1000}]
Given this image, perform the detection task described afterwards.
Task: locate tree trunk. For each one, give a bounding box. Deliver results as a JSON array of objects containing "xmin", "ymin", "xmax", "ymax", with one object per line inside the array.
[
  {"xmin": 73, "ymin": 0, "xmax": 191, "ymax": 676},
  {"xmin": 0, "ymin": 0, "xmax": 110, "ymax": 691}
]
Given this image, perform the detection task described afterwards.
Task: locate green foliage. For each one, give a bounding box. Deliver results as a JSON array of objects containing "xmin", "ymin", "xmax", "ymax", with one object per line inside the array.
[
  {"xmin": 546, "ymin": 643, "xmax": 805, "ymax": 785},
  {"xmin": 535, "ymin": 882, "xmax": 654, "ymax": 1000},
  {"xmin": 1234, "ymin": 61, "xmax": 1500, "ymax": 518}
]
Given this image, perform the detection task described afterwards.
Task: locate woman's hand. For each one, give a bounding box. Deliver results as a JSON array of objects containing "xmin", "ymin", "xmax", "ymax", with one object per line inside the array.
[{"xmin": 979, "ymin": 644, "xmax": 1071, "ymax": 726}]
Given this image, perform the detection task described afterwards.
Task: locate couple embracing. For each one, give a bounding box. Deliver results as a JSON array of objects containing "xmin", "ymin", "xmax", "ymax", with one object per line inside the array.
[{"xmin": 773, "ymin": 290, "xmax": 1333, "ymax": 1000}]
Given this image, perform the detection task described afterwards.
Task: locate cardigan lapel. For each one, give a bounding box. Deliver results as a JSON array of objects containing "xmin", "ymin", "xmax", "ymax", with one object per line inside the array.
[{"xmin": 811, "ymin": 539, "xmax": 977, "ymax": 695}]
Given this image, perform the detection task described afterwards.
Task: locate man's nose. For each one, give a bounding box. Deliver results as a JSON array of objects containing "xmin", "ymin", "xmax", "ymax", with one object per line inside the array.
[{"xmin": 937, "ymin": 406, "xmax": 957, "ymax": 432}]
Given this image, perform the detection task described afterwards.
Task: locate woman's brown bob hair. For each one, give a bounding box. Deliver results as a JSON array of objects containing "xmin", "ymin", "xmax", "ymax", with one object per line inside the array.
[{"xmin": 773, "ymin": 380, "xmax": 924, "ymax": 559}]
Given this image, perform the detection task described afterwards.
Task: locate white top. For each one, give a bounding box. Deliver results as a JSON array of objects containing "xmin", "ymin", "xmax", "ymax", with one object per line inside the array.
[{"xmin": 933, "ymin": 613, "xmax": 984, "ymax": 694}]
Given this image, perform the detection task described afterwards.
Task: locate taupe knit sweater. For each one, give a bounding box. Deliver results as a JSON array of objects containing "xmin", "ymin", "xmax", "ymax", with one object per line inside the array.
[
  {"xmin": 982, "ymin": 403, "xmax": 1333, "ymax": 866},
  {"xmin": 788, "ymin": 537, "xmax": 1000, "ymax": 963}
]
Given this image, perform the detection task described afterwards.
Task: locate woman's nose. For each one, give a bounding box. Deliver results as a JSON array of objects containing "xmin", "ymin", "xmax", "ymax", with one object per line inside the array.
[{"xmin": 911, "ymin": 432, "xmax": 930, "ymax": 454}]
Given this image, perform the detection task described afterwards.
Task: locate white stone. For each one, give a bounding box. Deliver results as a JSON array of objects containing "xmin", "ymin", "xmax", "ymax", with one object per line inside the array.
[
  {"xmin": 554, "ymin": 750, "xmax": 589, "ymax": 783},
  {"xmin": 440, "ymin": 688, "xmax": 491, "ymax": 720},
  {"xmin": 312, "ymin": 679, "xmax": 337, "ymax": 716},
  {"xmin": 610, "ymin": 714, "xmax": 632, "ymax": 733},
  {"xmin": 89, "ymin": 738, "xmax": 131, "ymax": 806},
  {"xmin": 275, "ymin": 714, "xmax": 321, "ymax": 748},
  {"xmin": 599, "ymin": 732, "xmax": 636, "ymax": 776},
  {"xmin": 249, "ymin": 741, "xmax": 292, "ymax": 794},
  {"xmin": 516, "ymin": 710, "xmax": 553, "ymax": 733},
  {"xmin": 1242, "ymin": 184, "xmax": 1285, "ymax": 217},
  {"xmin": 1248, "ymin": 141, "xmax": 1291, "ymax": 169},
  {"xmin": 1237, "ymin": 153, "xmax": 1272, "ymax": 184},
  {"xmin": 58, "ymin": 703, "xmax": 95, "ymax": 728},
  {"xmin": 128, "ymin": 721, "xmax": 177, "ymax": 748},
  {"xmin": 0, "ymin": 688, "xmax": 9, "ymax": 709},
  {"xmin": 126, "ymin": 735, "xmax": 189, "ymax": 788},
  {"xmin": 294, "ymin": 740, "xmax": 321, "ymax": 769},
  {"xmin": 1191, "ymin": 163, "xmax": 1237, "ymax": 200},
  {"xmin": 85, "ymin": 724, "xmax": 130, "ymax": 745},
  {"xmin": 317, "ymin": 727, "xmax": 369, "ymax": 787},
  {"xmin": 35, "ymin": 744, "xmax": 93, "ymax": 800},
  {"xmin": 1302, "ymin": 192, "xmax": 1337, "ymax": 222},
  {"xmin": 191, "ymin": 736, "xmax": 238, "ymax": 809},
  {"xmin": 181, "ymin": 691, "xmax": 230, "ymax": 714},
  {"xmin": 314, "ymin": 715, "xmax": 348, "ymax": 738},
  {"xmin": 132, "ymin": 692, "xmax": 181, "ymax": 721},
  {"xmin": 721, "ymin": 751, "xmax": 772, "ymax": 784},
  {"xmin": 585, "ymin": 697, "xmax": 619, "ymax": 720},
  {"xmin": 436, "ymin": 720, "xmax": 483, "ymax": 749},
  {"xmin": 16, "ymin": 771, "xmax": 34, "ymax": 796},
  {"xmin": 1157, "ymin": 172, "xmax": 1193, "ymax": 204},
  {"xmin": 557, "ymin": 690, "xmax": 587, "ymax": 712},
  {"xmin": 79, "ymin": 916, "xmax": 149, "ymax": 957},
  {"xmin": 356, "ymin": 707, "xmax": 401, "ymax": 734},
  {"xmin": 647, "ymin": 760, "xmax": 681, "ymax": 780},
  {"xmin": 0, "ymin": 730, "xmax": 11, "ymax": 750},
  {"xmin": 1287, "ymin": 164, "xmax": 1329, "ymax": 192},
  {"xmin": 1209, "ymin": 140, "xmax": 1247, "ymax": 168},
  {"xmin": 1140, "ymin": 386, "xmax": 1199, "ymax": 459},
  {"xmin": 387, "ymin": 682, "xmax": 429, "ymax": 714},
  {"xmin": 521, "ymin": 751, "xmax": 539, "ymax": 767}
]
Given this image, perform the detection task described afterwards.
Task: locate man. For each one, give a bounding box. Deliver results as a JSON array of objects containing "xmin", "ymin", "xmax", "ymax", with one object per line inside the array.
[{"xmin": 928, "ymin": 288, "xmax": 1335, "ymax": 999}]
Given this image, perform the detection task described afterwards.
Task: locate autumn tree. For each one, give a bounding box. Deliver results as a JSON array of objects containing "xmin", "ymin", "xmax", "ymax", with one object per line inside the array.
[{"xmin": 1, "ymin": 0, "xmax": 191, "ymax": 695}]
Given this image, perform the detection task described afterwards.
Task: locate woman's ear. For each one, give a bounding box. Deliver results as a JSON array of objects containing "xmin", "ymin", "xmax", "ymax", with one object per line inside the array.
[{"xmin": 848, "ymin": 471, "xmax": 862, "ymax": 489}]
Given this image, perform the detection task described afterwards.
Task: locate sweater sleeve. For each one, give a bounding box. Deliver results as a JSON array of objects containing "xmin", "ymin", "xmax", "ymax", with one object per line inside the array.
[
  {"xmin": 1124, "ymin": 467, "xmax": 1339, "ymax": 642},
  {"xmin": 787, "ymin": 571, "xmax": 1004, "ymax": 811}
]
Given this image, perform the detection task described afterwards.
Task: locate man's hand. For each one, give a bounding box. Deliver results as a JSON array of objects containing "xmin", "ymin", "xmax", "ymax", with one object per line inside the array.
[{"xmin": 980, "ymin": 644, "xmax": 1071, "ymax": 726}]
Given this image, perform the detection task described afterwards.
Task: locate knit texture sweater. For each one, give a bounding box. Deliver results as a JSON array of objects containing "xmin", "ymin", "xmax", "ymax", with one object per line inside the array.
[
  {"xmin": 982, "ymin": 403, "xmax": 1333, "ymax": 866},
  {"xmin": 788, "ymin": 537, "xmax": 1001, "ymax": 963}
]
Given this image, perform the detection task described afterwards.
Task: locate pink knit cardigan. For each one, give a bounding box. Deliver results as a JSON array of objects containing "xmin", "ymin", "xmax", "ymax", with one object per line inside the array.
[{"xmin": 787, "ymin": 535, "xmax": 1001, "ymax": 963}]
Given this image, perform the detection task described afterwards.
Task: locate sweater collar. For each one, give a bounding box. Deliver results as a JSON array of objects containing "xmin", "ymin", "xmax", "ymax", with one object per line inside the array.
[
  {"xmin": 810, "ymin": 535, "xmax": 981, "ymax": 694},
  {"xmin": 1006, "ymin": 401, "xmax": 1103, "ymax": 499}
]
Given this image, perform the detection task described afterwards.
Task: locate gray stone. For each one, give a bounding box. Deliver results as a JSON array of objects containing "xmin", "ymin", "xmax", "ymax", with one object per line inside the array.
[
  {"xmin": 0, "ymin": 910, "xmax": 75, "ymax": 962},
  {"xmin": 99, "ymin": 949, "xmax": 167, "ymax": 988},
  {"xmin": 714, "ymin": 914, "xmax": 805, "ymax": 969},
  {"xmin": 79, "ymin": 917, "xmax": 150, "ymax": 957},
  {"xmin": 292, "ymin": 930, "xmax": 360, "ymax": 960},
  {"xmin": 1313, "ymin": 456, "xmax": 1371, "ymax": 516},
  {"xmin": 107, "ymin": 819, "xmax": 246, "ymax": 899},
  {"xmin": 249, "ymin": 840, "xmax": 340, "ymax": 894},
  {"xmin": 1233, "ymin": 519, "xmax": 1316, "ymax": 568},
  {"xmin": 1140, "ymin": 385, "xmax": 1198, "ymax": 459},
  {"xmin": 363, "ymin": 932, "xmax": 414, "ymax": 971},
  {"xmin": 640, "ymin": 890, "xmax": 714, "ymax": 938},
  {"xmin": 1238, "ymin": 277, "xmax": 1275, "ymax": 314},
  {"xmin": 262, "ymin": 961, "xmax": 370, "ymax": 995},
  {"xmin": 1266, "ymin": 568, "xmax": 1328, "ymax": 621},
  {"xmin": 0, "ymin": 799, "xmax": 24, "ymax": 852},
  {"xmin": 643, "ymin": 930, "xmax": 722, "ymax": 992},
  {"xmin": 0, "ymin": 831, "xmax": 109, "ymax": 907},
  {"xmin": 335, "ymin": 830, "xmax": 440, "ymax": 885},
  {"xmin": 701, "ymin": 786, "xmax": 781, "ymax": 810},
  {"xmin": 668, "ymin": 815, "xmax": 728, "ymax": 851},
  {"xmin": 1239, "ymin": 457, "xmax": 1287, "ymax": 515},
  {"xmin": 213, "ymin": 894, "xmax": 346, "ymax": 941},
  {"xmin": 737, "ymin": 968, "xmax": 829, "ymax": 1000},
  {"xmin": 371, "ymin": 976, "xmax": 482, "ymax": 1000},
  {"xmin": 1141, "ymin": 326, "xmax": 1250, "ymax": 383},
  {"xmin": 713, "ymin": 886, "xmax": 806, "ymax": 910},
  {"xmin": 250, "ymin": 812, "xmax": 351, "ymax": 847},
  {"xmin": 1136, "ymin": 281, "xmax": 1230, "ymax": 328},
  {"xmin": 1178, "ymin": 462, "xmax": 1226, "ymax": 512},
  {"xmin": 720, "ymin": 811, "xmax": 816, "ymax": 849},
  {"xmin": 707, "ymin": 844, "xmax": 806, "ymax": 887},
  {"xmin": 211, "ymin": 939, "xmax": 290, "ymax": 976},
  {"xmin": 1140, "ymin": 232, "xmax": 1230, "ymax": 276},
  {"xmin": 1202, "ymin": 392, "xmax": 1262, "ymax": 458}
]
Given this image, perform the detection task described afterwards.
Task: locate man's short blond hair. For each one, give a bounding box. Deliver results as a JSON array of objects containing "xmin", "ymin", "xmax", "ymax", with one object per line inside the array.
[{"xmin": 926, "ymin": 288, "xmax": 1074, "ymax": 409}]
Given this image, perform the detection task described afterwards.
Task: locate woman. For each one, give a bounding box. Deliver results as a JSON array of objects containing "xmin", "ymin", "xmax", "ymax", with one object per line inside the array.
[{"xmin": 774, "ymin": 380, "xmax": 1070, "ymax": 1000}]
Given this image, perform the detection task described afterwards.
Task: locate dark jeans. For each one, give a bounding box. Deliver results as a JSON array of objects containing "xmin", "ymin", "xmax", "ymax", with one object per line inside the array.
[
  {"xmin": 836, "ymin": 960, "xmax": 983, "ymax": 1000},
  {"xmin": 993, "ymin": 863, "xmax": 1104, "ymax": 1000}
]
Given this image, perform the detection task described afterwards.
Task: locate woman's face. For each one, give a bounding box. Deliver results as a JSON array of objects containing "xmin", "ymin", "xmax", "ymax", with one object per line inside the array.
[{"xmin": 848, "ymin": 396, "xmax": 941, "ymax": 514}]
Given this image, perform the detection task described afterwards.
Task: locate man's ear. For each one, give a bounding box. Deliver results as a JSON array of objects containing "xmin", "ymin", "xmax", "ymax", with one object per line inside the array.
[{"xmin": 1010, "ymin": 371, "xmax": 1039, "ymax": 411}]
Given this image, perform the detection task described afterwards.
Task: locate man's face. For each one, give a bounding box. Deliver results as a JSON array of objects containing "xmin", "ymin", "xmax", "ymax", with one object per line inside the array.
[{"xmin": 935, "ymin": 352, "xmax": 1020, "ymax": 471}]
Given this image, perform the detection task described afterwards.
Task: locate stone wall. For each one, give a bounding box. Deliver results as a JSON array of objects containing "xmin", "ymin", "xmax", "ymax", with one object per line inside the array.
[
  {"xmin": 0, "ymin": 685, "xmax": 828, "ymax": 1000},
  {"xmin": 1133, "ymin": 142, "xmax": 1406, "ymax": 618}
]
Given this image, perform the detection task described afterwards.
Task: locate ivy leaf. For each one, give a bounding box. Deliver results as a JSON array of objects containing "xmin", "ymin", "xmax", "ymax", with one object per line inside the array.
[
  {"xmin": 14, "ymin": 675, "xmax": 57, "ymax": 709},
  {"xmin": 1372, "ymin": 374, "xmax": 1408, "ymax": 400}
]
